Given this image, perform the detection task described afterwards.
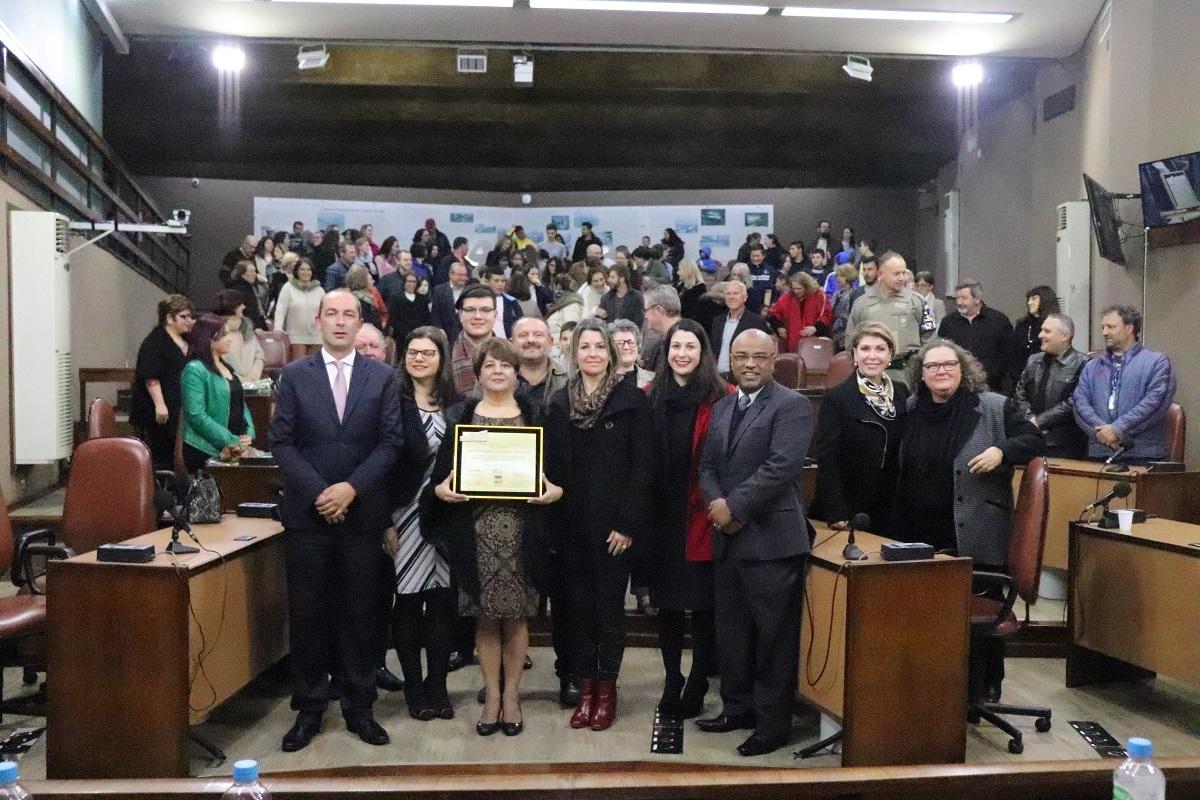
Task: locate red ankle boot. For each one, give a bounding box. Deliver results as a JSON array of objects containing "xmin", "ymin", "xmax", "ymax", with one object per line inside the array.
[
  {"xmin": 590, "ymin": 679, "xmax": 617, "ymax": 731},
  {"xmin": 569, "ymin": 678, "xmax": 596, "ymax": 728}
]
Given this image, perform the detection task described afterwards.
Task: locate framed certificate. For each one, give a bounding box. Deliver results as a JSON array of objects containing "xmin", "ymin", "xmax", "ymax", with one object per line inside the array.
[{"xmin": 451, "ymin": 424, "xmax": 544, "ymax": 499}]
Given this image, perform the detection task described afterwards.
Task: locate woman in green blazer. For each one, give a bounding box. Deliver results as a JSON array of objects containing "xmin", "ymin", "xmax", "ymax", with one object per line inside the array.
[{"xmin": 180, "ymin": 313, "xmax": 255, "ymax": 471}]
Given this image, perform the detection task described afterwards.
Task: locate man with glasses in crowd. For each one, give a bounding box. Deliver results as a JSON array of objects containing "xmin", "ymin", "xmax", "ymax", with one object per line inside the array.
[{"xmin": 450, "ymin": 285, "xmax": 499, "ymax": 395}]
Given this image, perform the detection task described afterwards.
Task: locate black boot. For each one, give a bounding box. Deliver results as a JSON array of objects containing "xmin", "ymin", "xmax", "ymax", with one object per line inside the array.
[
  {"xmin": 404, "ymin": 679, "xmax": 435, "ymax": 721},
  {"xmin": 657, "ymin": 674, "xmax": 685, "ymax": 716},
  {"xmin": 677, "ymin": 674, "xmax": 709, "ymax": 719}
]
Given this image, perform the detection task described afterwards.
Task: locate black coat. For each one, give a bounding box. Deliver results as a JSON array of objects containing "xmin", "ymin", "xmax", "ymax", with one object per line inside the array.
[
  {"xmin": 420, "ymin": 395, "xmax": 555, "ymax": 601},
  {"xmin": 810, "ymin": 375, "xmax": 909, "ymax": 532},
  {"xmin": 1010, "ymin": 314, "xmax": 1044, "ymax": 385},
  {"xmin": 938, "ymin": 305, "xmax": 1014, "ymax": 392},
  {"xmin": 676, "ymin": 282, "xmax": 707, "ymax": 321},
  {"xmin": 388, "ymin": 393, "xmax": 434, "ymax": 514},
  {"xmin": 387, "ymin": 291, "xmax": 432, "ymax": 343},
  {"xmin": 131, "ymin": 325, "xmax": 188, "ymax": 430},
  {"xmin": 545, "ymin": 377, "xmax": 655, "ymax": 559}
]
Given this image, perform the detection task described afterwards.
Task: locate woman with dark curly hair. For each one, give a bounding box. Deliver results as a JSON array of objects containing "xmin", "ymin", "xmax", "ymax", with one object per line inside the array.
[{"xmin": 1010, "ymin": 285, "xmax": 1060, "ymax": 385}]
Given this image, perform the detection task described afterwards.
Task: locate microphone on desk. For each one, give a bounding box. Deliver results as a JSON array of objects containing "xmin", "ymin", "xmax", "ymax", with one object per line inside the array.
[
  {"xmin": 1080, "ymin": 481, "xmax": 1133, "ymax": 516},
  {"xmin": 156, "ymin": 486, "xmax": 199, "ymax": 556},
  {"xmin": 1103, "ymin": 445, "xmax": 1129, "ymax": 472},
  {"xmin": 842, "ymin": 513, "xmax": 870, "ymax": 562}
]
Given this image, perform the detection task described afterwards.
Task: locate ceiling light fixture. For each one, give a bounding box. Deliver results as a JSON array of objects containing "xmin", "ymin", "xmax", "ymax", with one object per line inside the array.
[
  {"xmin": 951, "ymin": 61, "xmax": 984, "ymax": 87},
  {"xmin": 211, "ymin": 45, "xmax": 246, "ymax": 72},
  {"xmin": 781, "ymin": 6, "xmax": 1013, "ymax": 24},
  {"xmin": 273, "ymin": 0, "xmax": 513, "ymax": 6},
  {"xmin": 529, "ymin": 1, "xmax": 769, "ymax": 14},
  {"xmin": 842, "ymin": 55, "xmax": 872, "ymax": 82},
  {"xmin": 297, "ymin": 44, "xmax": 330, "ymax": 70}
]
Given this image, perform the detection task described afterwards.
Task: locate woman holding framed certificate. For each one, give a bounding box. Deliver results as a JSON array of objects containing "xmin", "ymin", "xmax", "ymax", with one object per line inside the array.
[
  {"xmin": 546, "ymin": 319, "xmax": 654, "ymax": 732},
  {"xmin": 423, "ymin": 338, "xmax": 563, "ymax": 738}
]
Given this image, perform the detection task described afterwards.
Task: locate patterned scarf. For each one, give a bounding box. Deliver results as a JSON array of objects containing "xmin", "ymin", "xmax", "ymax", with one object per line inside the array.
[
  {"xmin": 568, "ymin": 371, "xmax": 622, "ymax": 430},
  {"xmin": 856, "ymin": 370, "xmax": 896, "ymax": 420}
]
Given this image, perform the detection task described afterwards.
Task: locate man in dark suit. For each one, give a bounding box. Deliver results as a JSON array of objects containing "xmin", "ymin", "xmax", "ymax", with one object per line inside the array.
[
  {"xmin": 270, "ymin": 289, "xmax": 404, "ymax": 752},
  {"xmin": 484, "ymin": 266, "xmax": 523, "ymax": 338},
  {"xmin": 433, "ymin": 236, "xmax": 471, "ymax": 287},
  {"xmin": 697, "ymin": 328, "xmax": 813, "ymax": 757},
  {"xmin": 429, "ymin": 261, "xmax": 470, "ymax": 340},
  {"xmin": 709, "ymin": 281, "xmax": 772, "ymax": 377}
]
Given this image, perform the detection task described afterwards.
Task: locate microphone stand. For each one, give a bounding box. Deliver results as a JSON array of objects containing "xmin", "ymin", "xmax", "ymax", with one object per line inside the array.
[
  {"xmin": 166, "ymin": 483, "xmax": 198, "ymax": 555},
  {"xmin": 842, "ymin": 524, "xmax": 865, "ymax": 562}
]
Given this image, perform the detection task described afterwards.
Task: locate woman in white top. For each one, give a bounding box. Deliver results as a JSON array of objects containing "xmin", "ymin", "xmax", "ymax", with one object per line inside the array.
[
  {"xmin": 215, "ymin": 289, "xmax": 265, "ymax": 381},
  {"xmin": 546, "ymin": 274, "xmax": 584, "ymax": 342},
  {"xmin": 577, "ymin": 265, "xmax": 608, "ymax": 318},
  {"xmin": 273, "ymin": 258, "xmax": 326, "ymax": 360}
]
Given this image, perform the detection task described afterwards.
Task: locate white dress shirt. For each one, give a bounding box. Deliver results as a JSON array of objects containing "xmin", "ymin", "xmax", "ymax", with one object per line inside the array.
[{"xmin": 321, "ymin": 348, "xmax": 356, "ymax": 397}]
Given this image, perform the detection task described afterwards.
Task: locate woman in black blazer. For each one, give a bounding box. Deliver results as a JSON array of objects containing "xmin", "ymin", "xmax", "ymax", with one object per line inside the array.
[
  {"xmin": 810, "ymin": 322, "xmax": 909, "ymax": 533},
  {"xmin": 546, "ymin": 318, "xmax": 654, "ymax": 732},
  {"xmin": 131, "ymin": 295, "xmax": 194, "ymax": 470},
  {"xmin": 386, "ymin": 271, "xmax": 433, "ymax": 344}
]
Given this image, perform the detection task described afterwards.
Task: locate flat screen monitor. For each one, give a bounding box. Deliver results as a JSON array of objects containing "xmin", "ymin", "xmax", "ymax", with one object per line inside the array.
[
  {"xmin": 1083, "ymin": 173, "xmax": 1127, "ymax": 266},
  {"xmin": 1138, "ymin": 151, "xmax": 1200, "ymax": 227}
]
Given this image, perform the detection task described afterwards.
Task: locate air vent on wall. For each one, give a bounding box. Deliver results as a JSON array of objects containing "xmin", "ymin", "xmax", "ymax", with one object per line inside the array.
[
  {"xmin": 1043, "ymin": 85, "xmax": 1076, "ymax": 122},
  {"xmin": 457, "ymin": 49, "xmax": 487, "ymax": 74}
]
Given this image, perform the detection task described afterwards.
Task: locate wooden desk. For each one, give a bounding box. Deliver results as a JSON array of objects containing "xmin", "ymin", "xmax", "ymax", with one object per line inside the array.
[
  {"xmin": 799, "ymin": 526, "xmax": 972, "ymax": 766},
  {"xmin": 46, "ymin": 516, "xmax": 288, "ymax": 779},
  {"xmin": 1066, "ymin": 519, "xmax": 1200, "ymax": 688},
  {"xmin": 208, "ymin": 461, "xmax": 280, "ymax": 512},
  {"xmin": 1015, "ymin": 459, "xmax": 1200, "ymax": 570}
]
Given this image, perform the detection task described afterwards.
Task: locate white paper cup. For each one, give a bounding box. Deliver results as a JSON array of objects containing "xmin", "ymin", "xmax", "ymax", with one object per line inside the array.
[{"xmin": 1114, "ymin": 508, "xmax": 1134, "ymax": 533}]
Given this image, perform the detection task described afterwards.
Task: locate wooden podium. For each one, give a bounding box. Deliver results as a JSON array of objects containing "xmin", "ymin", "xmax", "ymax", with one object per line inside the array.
[
  {"xmin": 798, "ymin": 526, "xmax": 972, "ymax": 766},
  {"xmin": 1014, "ymin": 459, "xmax": 1200, "ymax": 571},
  {"xmin": 47, "ymin": 516, "xmax": 288, "ymax": 779}
]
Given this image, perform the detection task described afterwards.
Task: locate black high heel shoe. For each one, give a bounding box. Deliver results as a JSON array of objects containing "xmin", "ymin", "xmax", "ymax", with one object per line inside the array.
[
  {"xmin": 477, "ymin": 694, "xmax": 501, "ymax": 736},
  {"xmin": 501, "ymin": 702, "xmax": 524, "ymax": 737}
]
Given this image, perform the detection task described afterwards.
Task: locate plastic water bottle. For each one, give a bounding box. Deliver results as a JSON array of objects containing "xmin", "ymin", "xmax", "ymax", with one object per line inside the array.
[
  {"xmin": 224, "ymin": 759, "xmax": 270, "ymax": 800},
  {"xmin": 0, "ymin": 762, "xmax": 30, "ymax": 800},
  {"xmin": 1113, "ymin": 738, "xmax": 1166, "ymax": 800}
]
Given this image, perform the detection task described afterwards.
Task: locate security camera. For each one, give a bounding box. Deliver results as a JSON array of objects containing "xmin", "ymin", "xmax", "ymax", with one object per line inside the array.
[
  {"xmin": 166, "ymin": 208, "xmax": 192, "ymax": 227},
  {"xmin": 842, "ymin": 55, "xmax": 873, "ymax": 82},
  {"xmin": 190, "ymin": 177, "xmax": 200, "ymax": 188}
]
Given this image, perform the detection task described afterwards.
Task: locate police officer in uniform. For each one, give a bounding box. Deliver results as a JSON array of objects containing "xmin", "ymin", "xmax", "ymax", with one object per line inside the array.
[{"xmin": 844, "ymin": 251, "xmax": 933, "ymax": 386}]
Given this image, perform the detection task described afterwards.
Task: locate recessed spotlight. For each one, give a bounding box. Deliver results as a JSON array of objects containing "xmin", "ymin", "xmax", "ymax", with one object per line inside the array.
[
  {"xmin": 297, "ymin": 45, "xmax": 330, "ymax": 70},
  {"xmin": 952, "ymin": 61, "xmax": 984, "ymax": 88},
  {"xmin": 842, "ymin": 55, "xmax": 873, "ymax": 82},
  {"xmin": 212, "ymin": 45, "xmax": 245, "ymax": 72},
  {"xmin": 530, "ymin": 1, "xmax": 769, "ymax": 14},
  {"xmin": 782, "ymin": 6, "xmax": 1012, "ymax": 24}
]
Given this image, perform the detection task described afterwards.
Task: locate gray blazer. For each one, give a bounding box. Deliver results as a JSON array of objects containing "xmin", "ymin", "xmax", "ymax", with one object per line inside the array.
[
  {"xmin": 904, "ymin": 391, "xmax": 1044, "ymax": 565},
  {"xmin": 1013, "ymin": 348, "xmax": 1088, "ymax": 456},
  {"xmin": 699, "ymin": 380, "xmax": 813, "ymax": 562}
]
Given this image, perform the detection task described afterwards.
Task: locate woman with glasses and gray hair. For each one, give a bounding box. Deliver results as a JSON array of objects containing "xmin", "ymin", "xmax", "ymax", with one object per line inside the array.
[
  {"xmin": 892, "ymin": 337, "xmax": 1044, "ymax": 702},
  {"xmin": 608, "ymin": 319, "xmax": 654, "ymax": 389},
  {"xmin": 546, "ymin": 318, "xmax": 654, "ymax": 732}
]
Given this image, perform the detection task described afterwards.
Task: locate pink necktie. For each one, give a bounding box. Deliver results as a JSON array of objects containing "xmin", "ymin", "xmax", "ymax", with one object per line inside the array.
[{"xmin": 333, "ymin": 360, "xmax": 348, "ymax": 422}]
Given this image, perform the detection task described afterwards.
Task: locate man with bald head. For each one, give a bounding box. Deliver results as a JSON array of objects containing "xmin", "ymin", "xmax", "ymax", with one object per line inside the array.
[
  {"xmin": 697, "ymin": 328, "xmax": 813, "ymax": 757},
  {"xmin": 221, "ymin": 234, "xmax": 259, "ymax": 287},
  {"xmin": 271, "ymin": 288, "xmax": 404, "ymax": 752}
]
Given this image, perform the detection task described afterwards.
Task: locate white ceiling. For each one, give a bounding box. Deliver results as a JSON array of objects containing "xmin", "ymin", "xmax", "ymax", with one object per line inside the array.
[{"xmin": 103, "ymin": 0, "xmax": 1104, "ymax": 59}]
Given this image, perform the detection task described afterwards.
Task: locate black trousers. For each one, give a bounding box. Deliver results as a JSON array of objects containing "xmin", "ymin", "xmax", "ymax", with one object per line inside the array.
[
  {"xmin": 545, "ymin": 549, "xmax": 572, "ymax": 678},
  {"xmin": 136, "ymin": 420, "xmax": 178, "ymax": 472},
  {"xmin": 393, "ymin": 587, "xmax": 454, "ymax": 691},
  {"xmin": 656, "ymin": 609, "xmax": 717, "ymax": 682},
  {"xmin": 567, "ymin": 546, "xmax": 630, "ymax": 680},
  {"xmin": 714, "ymin": 555, "xmax": 805, "ymax": 742},
  {"xmin": 284, "ymin": 525, "xmax": 389, "ymax": 721}
]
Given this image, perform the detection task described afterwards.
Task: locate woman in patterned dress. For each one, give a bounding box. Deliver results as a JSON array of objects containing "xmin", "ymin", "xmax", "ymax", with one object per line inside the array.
[
  {"xmin": 385, "ymin": 327, "xmax": 459, "ymax": 721},
  {"xmin": 424, "ymin": 338, "xmax": 563, "ymax": 737}
]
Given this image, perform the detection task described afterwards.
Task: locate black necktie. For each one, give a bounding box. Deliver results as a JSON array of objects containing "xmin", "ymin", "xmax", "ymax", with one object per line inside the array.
[{"xmin": 728, "ymin": 394, "xmax": 752, "ymax": 453}]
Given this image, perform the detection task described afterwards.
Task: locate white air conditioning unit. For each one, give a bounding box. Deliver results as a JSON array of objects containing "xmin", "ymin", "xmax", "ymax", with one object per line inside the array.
[
  {"xmin": 11, "ymin": 210, "xmax": 73, "ymax": 464},
  {"xmin": 942, "ymin": 190, "xmax": 960, "ymax": 290},
  {"xmin": 1055, "ymin": 201, "xmax": 1090, "ymax": 331}
]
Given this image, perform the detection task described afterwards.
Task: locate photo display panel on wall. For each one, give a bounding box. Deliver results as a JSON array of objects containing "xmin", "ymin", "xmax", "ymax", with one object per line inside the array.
[{"xmin": 255, "ymin": 198, "xmax": 774, "ymax": 266}]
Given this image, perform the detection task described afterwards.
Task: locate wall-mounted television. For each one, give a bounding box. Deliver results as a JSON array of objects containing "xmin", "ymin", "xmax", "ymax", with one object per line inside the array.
[
  {"xmin": 1083, "ymin": 173, "xmax": 1127, "ymax": 266},
  {"xmin": 1139, "ymin": 151, "xmax": 1200, "ymax": 227}
]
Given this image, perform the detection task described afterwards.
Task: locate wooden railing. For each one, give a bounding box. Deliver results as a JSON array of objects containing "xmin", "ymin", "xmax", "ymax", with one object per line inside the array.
[{"xmin": 0, "ymin": 22, "xmax": 189, "ymax": 293}]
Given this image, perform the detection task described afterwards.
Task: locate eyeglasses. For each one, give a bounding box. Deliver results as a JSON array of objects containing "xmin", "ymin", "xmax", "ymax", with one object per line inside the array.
[
  {"xmin": 922, "ymin": 361, "xmax": 961, "ymax": 374},
  {"xmin": 614, "ymin": 339, "xmax": 639, "ymax": 350},
  {"xmin": 461, "ymin": 306, "xmax": 496, "ymax": 316},
  {"xmin": 406, "ymin": 348, "xmax": 438, "ymax": 360},
  {"xmin": 731, "ymin": 353, "xmax": 773, "ymax": 364}
]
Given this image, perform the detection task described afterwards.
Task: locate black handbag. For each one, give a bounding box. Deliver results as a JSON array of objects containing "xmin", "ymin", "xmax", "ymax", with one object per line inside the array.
[{"xmin": 184, "ymin": 470, "xmax": 222, "ymax": 524}]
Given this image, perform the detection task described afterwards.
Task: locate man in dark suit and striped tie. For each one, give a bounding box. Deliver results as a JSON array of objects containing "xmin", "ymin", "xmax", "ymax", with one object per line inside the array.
[{"xmin": 271, "ymin": 289, "xmax": 404, "ymax": 751}]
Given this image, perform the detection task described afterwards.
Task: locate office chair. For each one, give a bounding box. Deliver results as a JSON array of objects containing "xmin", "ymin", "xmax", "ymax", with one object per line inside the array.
[
  {"xmin": 825, "ymin": 351, "xmax": 854, "ymax": 388},
  {"xmin": 256, "ymin": 329, "xmax": 291, "ymax": 380},
  {"xmin": 967, "ymin": 456, "xmax": 1052, "ymax": 754},
  {"xmin": 86, "ymin": 398, "xmax": 117, "ymax": 439},
  {"xmin": 772, "ymin": 353, "xmax": 807, "ymax": 390},
  {"xmin": 1165, "ymin": 402, "xmax": 1185, "ymax": 463},
  {"xmin": 797, "ymin": 337, "xmax": 835, "ymax": 387},
  {"xmin": 0, "ymin": 489, "xmax": 47, "ymax": 721}
]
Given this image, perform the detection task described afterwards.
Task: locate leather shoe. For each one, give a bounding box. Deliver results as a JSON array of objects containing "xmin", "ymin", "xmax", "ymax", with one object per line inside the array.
[
  {"xmin": 346, "ymin": 716, "xmax": 390, "ymax": 746},
  {"xmin": 447, "ymin": 651, "xmax": 475, "ymax": 672},
  {"xmin": 375, "ymin": 666, "xmax": 404, "ymax": 692},
  {"xmin": 737, "ymin": 732, "xmax": 787, "ymax": 757},
  {"xmin": 695, "ymin": 713, "xmax": 756, "ymax": 733},
  {"xmin": 559, "ymin": 676, "xmax": 581, "ymax": 708},
  {"xmin": 281, "ymin": 715, "xmax": 321, "ymax": 752}
]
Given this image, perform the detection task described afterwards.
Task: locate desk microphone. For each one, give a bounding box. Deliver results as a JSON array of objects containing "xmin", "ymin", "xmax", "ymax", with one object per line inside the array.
[
  {"xmin": 1103, "ymin": 445, "xmax": 1128, "ymax": 472},
  {"xmin": 156, "ymin": 486, "xmax": 199, "ymax": 555},
  {"xmin": 1081, "ymin": 481, "xmax": 1133, "ymax": 515},
  {"xmin": 843, "ymin": 513, "xmax": 870, "ymax": 562}
]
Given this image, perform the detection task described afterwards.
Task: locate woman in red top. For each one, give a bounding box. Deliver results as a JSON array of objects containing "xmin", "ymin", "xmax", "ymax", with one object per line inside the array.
[
  {"xmin": 639, "ymin": 319, "xmax": 734, "ymax": 718},
  {"xmin": 768, "ymin": 271, "xmax": 832, "ymax": 353}
]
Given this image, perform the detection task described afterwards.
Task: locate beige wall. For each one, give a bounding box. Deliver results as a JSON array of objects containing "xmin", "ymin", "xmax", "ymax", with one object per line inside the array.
[
  {"xmin": 923, "ymin": 0, "xmax": 1200, "ymax": 463},
  {"xmin": 1, "ymin": 176, "xmax": 168, "ymax": 504}
]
